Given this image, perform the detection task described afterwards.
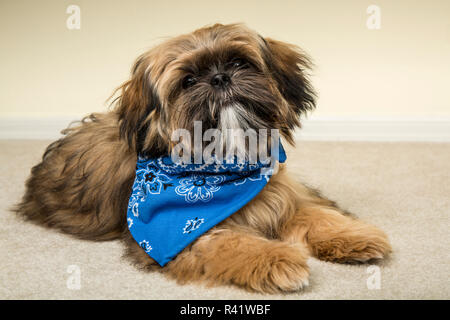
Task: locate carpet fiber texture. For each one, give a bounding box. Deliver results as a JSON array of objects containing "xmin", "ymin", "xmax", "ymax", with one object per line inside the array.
[{"xmin": 0, "ymin": 140, "xmax": 449, "ymax": 299}]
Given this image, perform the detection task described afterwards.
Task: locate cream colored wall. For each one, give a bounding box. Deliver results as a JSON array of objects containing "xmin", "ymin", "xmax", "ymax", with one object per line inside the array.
[{"xmin": 1, "ymin": 0, "xmax": 449, "ymax": 119}]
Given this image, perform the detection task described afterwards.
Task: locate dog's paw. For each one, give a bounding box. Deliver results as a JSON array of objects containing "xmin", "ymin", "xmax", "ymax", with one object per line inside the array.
[
  {"xmin": 265, "ymin": 257, "xmax": 310, "ymax": 292},
  {"xmin": 313, "ymin": 230, "xmax": 392, "ymax": 263},
  {"xmin": 244, "ymin": 245, "xmax": 310, "ymax": 294},
  {"xmin": 345, "ymin": 234, "xmax": 392, "ymax": 263}
]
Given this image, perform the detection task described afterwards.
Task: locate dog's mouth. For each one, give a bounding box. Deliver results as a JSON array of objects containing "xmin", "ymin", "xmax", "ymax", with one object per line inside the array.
[
  {"xmin": 206, "ymin": 98, "xmax": 256, "ymax": 132},
  {"xmin": 207, "ymin": 92, "xmax": 237, "ymax": 117},
  {"xmin": 220, "ymin": 99, "xmax": 274, "ymax": 131}
]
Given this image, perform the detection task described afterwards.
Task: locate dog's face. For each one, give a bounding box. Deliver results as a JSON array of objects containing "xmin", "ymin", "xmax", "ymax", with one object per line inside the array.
[{"xmin": 114, "ymin": 23, "xmax": 316, "ymax": 156}]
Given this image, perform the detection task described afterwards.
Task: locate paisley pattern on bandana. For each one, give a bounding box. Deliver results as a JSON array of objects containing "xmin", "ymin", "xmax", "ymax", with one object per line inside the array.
[
  {"xmin": 134, "ymin": 164, "xmax": 172, "ymax": 197},
  {"xmin": 126, "ymin": 143, "xmax": 287, "ymax": 266},
  {"xmin": 183, "ymin": 217, "xmax": 205, "ymax": 234},
  {"xmin": 175, "ymin": 174, "xmax": 224, "ymax": 203},
  {"xmin": 139, "ymin": 240, "xmax": 152, "ymax": 253}
]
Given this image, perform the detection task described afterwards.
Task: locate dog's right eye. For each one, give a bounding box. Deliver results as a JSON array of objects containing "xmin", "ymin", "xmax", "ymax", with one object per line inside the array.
[{"xmin": 182, "ymin": 75, "xmax": 197, "ymax": 89}]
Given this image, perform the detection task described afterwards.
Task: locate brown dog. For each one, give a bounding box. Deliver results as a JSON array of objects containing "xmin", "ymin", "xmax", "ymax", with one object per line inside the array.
[{"xmin": 15, "ymin": 23, "xmax": 391, "ymax": 293}]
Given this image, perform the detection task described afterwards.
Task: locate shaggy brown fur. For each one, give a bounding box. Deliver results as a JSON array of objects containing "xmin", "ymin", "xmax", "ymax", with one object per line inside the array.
[{"xmin": 15, "ymin": 23, "xmax": 391, "ymax": 293}]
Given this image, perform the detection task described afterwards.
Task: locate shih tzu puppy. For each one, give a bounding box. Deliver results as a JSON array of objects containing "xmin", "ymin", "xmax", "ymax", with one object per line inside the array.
[{"xmin": 16, "ymin": 23, "xmax": 391, "ymax": 293}]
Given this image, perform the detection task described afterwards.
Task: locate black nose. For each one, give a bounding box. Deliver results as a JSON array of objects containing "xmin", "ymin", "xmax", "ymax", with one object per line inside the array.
[{"xmin": 210, "ymin": 73, "xmax": 230, "ymax": 88}]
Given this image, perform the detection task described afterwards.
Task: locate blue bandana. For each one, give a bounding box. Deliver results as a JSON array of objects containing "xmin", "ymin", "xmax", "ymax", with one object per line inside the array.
[{"xmin": 126, "ymin": 144, "xmax": 287, "ymax": 266}]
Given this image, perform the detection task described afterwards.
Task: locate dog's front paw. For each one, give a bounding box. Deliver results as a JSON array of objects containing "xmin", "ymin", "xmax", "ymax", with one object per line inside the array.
[
  {"xmin": 345, "ymin": 232, "xmax": 392, "ymax": 263},
  {"xmin": 313, "ymin": 227, "xmax": 392, "ymax": 263},
  {"xmin": 242, "ymin": 245, "xmax": 310, "ymax": 293},
  {"xmin": 166, "ymin": 230, "xmax": 311, "ymax": 294},
  {"xmin": 265, "ymin": 256, "xmax": 310, "ymax": 293}
]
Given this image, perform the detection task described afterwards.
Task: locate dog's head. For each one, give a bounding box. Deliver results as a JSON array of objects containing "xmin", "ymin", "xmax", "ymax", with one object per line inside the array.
[{"xmin": 113, "ymin": 23, "xmax": 316, "ymax": 156}]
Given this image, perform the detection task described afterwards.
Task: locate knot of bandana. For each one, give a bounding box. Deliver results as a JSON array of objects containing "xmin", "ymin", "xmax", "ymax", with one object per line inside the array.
[{"xmin": 126, "ymin": 144, "xmax": 287, "ymax": 266}]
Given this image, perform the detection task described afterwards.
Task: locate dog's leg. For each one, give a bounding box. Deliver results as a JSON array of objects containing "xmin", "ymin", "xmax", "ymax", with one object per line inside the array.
[
  {"xmin": 123, "ymin": 227, "xmax": 310, "ymax": 293},
  {"xmin": 280, "ymin": 186, "xmax": 392, "ymax": 263}
]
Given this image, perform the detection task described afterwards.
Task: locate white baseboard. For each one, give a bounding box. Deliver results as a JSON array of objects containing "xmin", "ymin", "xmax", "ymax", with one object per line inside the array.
[
  {"xmin": 0, "ymin": 116, "xmax": 76, "ymax": 140},
  {"xmin": 296, "ymin": 117, "xmax": 450, "ymax": 142},
  {"xmin": 1, "ymin": 116, "xmax": 450, "ymax": 142}
]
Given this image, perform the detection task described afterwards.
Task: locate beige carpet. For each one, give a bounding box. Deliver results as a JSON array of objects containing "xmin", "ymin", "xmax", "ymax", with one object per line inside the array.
[{"xmin": 0, "ymin": 140, "xmax": 449, "ymax": 300}]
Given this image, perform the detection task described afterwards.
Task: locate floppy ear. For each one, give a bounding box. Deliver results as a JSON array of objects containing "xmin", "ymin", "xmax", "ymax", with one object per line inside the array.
[
  {"xmin": 113, "ymin": 55, "xmax": 162, "ymax": 154},
  {"xmin": 262, "ymin": 38, "xmax": 316, "ymax": 118}
]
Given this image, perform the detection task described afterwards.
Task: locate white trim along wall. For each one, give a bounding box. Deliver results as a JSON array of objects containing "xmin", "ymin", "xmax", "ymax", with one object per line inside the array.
[{"xmin": 1, "ymin": 116, "xmax": 450, "ymax": 142}]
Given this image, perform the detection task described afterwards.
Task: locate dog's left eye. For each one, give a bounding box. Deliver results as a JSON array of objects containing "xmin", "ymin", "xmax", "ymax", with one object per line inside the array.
[
  {"xmin": 182, "ymin": 75, "xmax": 197, "ymax": 89},
  {"xmin": 228, "ymin": 58, "xmax": 248, "ymax": 69}
]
